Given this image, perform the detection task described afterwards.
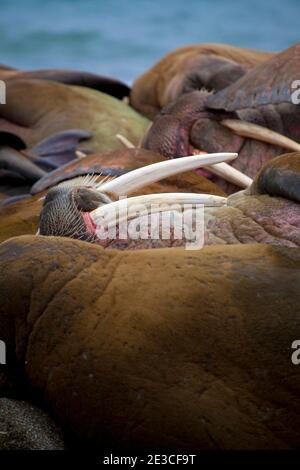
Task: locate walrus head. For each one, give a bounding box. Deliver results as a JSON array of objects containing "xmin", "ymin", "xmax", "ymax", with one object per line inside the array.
[
  {"xmin": 38, "ymin": 152, "xmax": 300, "ymax": 249},
  {"xmin": 39, "ymin": 176, "xmax": 112, "ymax": 242},
  {"xmin": 38, "ymin": 152, "xmax": 237, "ymax": 244}
]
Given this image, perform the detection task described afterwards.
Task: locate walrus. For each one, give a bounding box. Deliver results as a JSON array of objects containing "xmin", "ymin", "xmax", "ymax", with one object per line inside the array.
[
  {"xmin": 36, "ymin": 152, "xmax": 300, "ymax": 249},
  {"xmin": 0, "ymin": 78, "xmax": 149, "ymax": 158},
  {"xmin": 1, "ymin": 144, "xmax": 245, "ymax": 245},
  {"xmin": 37, "ymin": 152, "xmax": 234, "ymax": 245},
  {"xmin": 0, "ymin": 79, "xmax": 149, "ymax": 199},
  {"xmin": 130, "ymin": 43, "xmax": 273, "ymax": 119},
  {"xmin": 141, "ymin": 44, "xmax": 300, "ymax": 193},
  {"xmin": 0, "ymin": 236, "xmax": 300, "ymax": 449},
  {"xmin": 0, "ymin": 148, "xmax": 229, "ymax": 244}
]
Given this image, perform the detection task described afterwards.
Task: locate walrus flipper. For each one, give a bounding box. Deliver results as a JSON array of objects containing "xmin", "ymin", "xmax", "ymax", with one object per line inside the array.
[{"xmin": 28, "ymin": 129, "xmax": 93, "ymax": 171}]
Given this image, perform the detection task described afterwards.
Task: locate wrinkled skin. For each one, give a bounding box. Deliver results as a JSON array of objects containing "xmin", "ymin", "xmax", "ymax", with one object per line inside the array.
[
  {"xmin": 142, "ymin": 90, "xmax": 283, "ymax": 193},
  {"xmin": 205, "ymin": 153, "xmax": 300, "ymax": 247},
  {"xmin": 37, "ymin": 152, "xmax": 300, "ymax": 249},
  {"xmin": 142, "ymin": 44, "xmax": 300, "ymax": 193},
  {"xmin": 130, "ymin": 43, "xmax": 273, "ymax": 119},
  {"xmin": 0, "ymin": 236, "xmax": 300, "ymax": 449}
]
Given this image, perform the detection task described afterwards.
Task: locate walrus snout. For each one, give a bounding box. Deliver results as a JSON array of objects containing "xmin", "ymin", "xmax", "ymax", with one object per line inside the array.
[{"xmin": 39, "ymin": 182, "xmax": 111, "ymax": 241}]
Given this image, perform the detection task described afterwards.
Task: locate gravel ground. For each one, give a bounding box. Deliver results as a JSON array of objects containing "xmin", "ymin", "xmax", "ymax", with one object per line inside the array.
[{"xmin": 0, "ymin": 398, "xmax": 65, "ymax": 450}]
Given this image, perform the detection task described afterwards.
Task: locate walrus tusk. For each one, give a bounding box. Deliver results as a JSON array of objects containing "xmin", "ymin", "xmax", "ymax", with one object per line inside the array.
[
  {"xmin": 204, "ymin": 162, "xmax": 253, "ymax": 187},
  {"xmin": 90, "ymin": 192, "xmax": 227, "ymax": 226},
  {"xmin": 98, "ymin": 152, "xmax": 238, "ymax": 196},
  {"xmin": 116, "ymin": 133, "xmax": 249, "ymax": 188},
  {"xmin": 222, "ymin": 119, "xmax": 300, "ymax": 152},
  {"xmin": 116, "ymin": 134, "xmax": 135, "ymax": 148}
]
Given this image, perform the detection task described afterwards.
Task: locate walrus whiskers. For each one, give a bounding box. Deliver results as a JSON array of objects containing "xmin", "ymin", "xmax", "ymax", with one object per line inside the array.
[{"xmin": 38, "ymin": 152, "xmax": 235, "ymax": 240}]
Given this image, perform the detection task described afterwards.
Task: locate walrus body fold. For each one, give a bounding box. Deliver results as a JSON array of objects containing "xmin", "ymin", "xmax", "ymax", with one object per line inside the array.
[{"xmin": 0, "ymin": 236, "xmax": 300, "ymax": 449}]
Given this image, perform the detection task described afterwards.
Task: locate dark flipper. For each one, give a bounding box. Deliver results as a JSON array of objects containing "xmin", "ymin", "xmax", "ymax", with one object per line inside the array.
[
  {"xmin": 249, "ymin": 152, "xmax": 300, "ymax": 203},
  {"xmin": 28, "ymin": 129, "xmax": 93, "ymax": 170}
]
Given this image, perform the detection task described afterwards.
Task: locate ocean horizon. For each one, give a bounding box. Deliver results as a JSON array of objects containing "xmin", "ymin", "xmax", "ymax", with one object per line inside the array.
[{"xmin": 0, "ymin": 0, "xmax": 299, "ymax": 84}]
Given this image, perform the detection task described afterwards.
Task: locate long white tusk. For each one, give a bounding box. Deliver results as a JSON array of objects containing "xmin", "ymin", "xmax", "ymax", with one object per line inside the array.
[
  {"xmin": 115, "ymin": 133, "xmax": 249, "ymax": 187},
  {"xmin": 205, "ymin": 162, "xmax": 253, "ymax": 188},
  {"xmin": 116, "ymin": 134, "xmax": 135, "ymax": 148},
  {"xmin": 98, "ymin": 153, "xmax": 237, "ymax": 196},
  {"xmin": 91, "ymin": 193, "xmax": 227, "ymax": 226},
  {"xmin": 222, "ymin": 119, "xmax": 300, "ymax": 152}
]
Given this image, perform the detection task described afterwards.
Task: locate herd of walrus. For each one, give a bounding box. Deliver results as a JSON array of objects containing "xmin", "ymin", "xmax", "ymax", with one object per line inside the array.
[{"xmin": 0, "ymin": 42, "xmax": 300, "ymax": 450}]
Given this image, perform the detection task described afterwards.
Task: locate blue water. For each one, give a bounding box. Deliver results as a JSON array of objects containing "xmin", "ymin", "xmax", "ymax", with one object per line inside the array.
[{"xmin": 0, "ymin": 0, "xmax": 299, "ymax": 84}]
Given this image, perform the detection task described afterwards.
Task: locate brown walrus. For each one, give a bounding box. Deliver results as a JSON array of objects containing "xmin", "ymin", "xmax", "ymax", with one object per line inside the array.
[
  {"xmin": 142, "ymin": 44, "xmax": 300, "ymax": 193},
  {"xmin": 0, "ymin": 79, "xmax": 149, "ymax": 198},
  {"xmin": 0, "ymin": 149, "xmax": 225, "ymax": 244},
  {"xmin": 36, "ymin": 152, "xmax": 300, "ymax": 249},
  {"xmin": 0, "ymin": 236, "xmax": 299, "ymax": 449},
  {"xmin": 0, "ymin": 78, "xmax": 149, "ymax": 158},
  {"xmin": 130, "ymin": 43, "xmax": 273, "ymax": 119}
]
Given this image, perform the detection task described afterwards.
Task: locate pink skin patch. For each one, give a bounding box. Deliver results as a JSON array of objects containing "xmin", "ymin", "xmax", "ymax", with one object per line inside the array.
[
  {"xmin": 81, "ymin": 211, "xmax": 110, "ymax": 247},
  {"xmin": 82, "ymin": 212, "xmax": 98, "ymax": 237}
]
